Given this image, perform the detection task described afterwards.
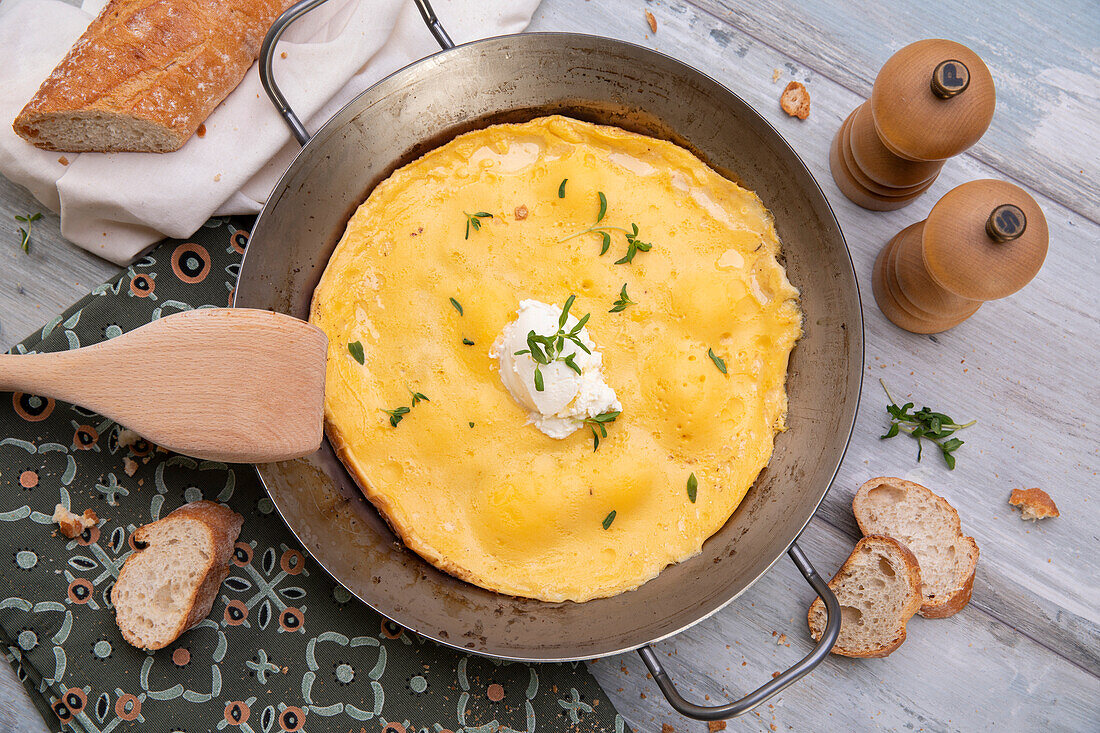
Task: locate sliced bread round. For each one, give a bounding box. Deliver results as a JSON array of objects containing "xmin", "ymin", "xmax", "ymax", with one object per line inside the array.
[
  {"xmin": 113, "ymin": 500, "xmax": 243, "ymax": 650},
  {"xmin": 808, "ymin": 535, "xmax": 923, "ymax": 657},
  {"xmin": 853, "ymin": 477, "xmax": 979, "ymax": 618}
]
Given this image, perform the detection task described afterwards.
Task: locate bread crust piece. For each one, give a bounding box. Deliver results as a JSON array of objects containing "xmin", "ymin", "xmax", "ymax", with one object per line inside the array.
[
  {"xmin": 807, "ymin": 535, "xmax": 923, "ymax": 657},
  {"xmin": 13, "ymin": 0, "xmax": 291, "ymax": 153},
  {"xmin": 852, "ymin": 476, "xmax": 979, "ymax": 618},
  {"xmin": 113, "ymin": 500, "xmax": 243, "ymax": 649},
  {"xmin": 780, "ymin": 81, "xmax": 811, "ymax": 120},
  {"xmin": 1009, "ymin": 488, "xmax": 1060, "ymax": 520}
]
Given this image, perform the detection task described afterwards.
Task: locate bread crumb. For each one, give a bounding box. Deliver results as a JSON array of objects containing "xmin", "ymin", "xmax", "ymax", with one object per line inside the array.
[
  {"xmin": 645, "ymin": 10, "xmax": 657, "ymax": 33},
  {"xmin": 123, "ymin": 457, "xmax": 139, "ymax": 477},
  {"xmin": 52, "ymin": 504, "xmax": 98, "ymax": 539},
  {"xmin": 662, "ymin": 724, "xmax": 675, "ymax": 733},
  {"xmin": 214, "ymin": 174, "xmax": 222, "ymax": 182},
  {"xmin": 708, "ymin": 722, "xmax": 727, "ymax": 731},
  {"xmin": 117, "ymin": 428, "xmax": 141, "ymax": 449},
  {"xmin": 1009, "ymin": 488, "xmax": 1059, "ymax": 520},
  {"xmin": 772, "ymin": 68, "xmax": 781, "ymax": 83},
  {"xmin": 196, "ymin": 123, "xmax": 206, "ymax": 138},
  {"xmin": 780, "ymin": 81, "xmax": 810, "ymax": 120},
  {"xmin": 281, "ymin": 51, "xmax": 288, "ymax": 59},
  {"xmin": 779, "ymin": 633, "xmax": 788, "ymax": 646},
  {"xmin": 58, "ymin": 156, "xmax": 69, "ymax": 165},
  {"xmin": 514, "ymin": 205, "xmax": 528, "ymax": 220}
]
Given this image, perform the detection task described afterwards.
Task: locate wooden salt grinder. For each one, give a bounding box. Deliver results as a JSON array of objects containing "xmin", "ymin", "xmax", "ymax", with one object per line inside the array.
[
  {"xmin": 873, "ymin": 179, "xmax": 1048, "ymax": 334},
  {"xmin": 831, "ymin": 39, "xmax": 996, "ymax": 210}
]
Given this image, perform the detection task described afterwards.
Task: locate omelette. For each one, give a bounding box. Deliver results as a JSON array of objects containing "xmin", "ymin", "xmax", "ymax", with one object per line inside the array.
[{"xmin": 310, "ymin": 116, "xmax": 801, "ymax": 602}]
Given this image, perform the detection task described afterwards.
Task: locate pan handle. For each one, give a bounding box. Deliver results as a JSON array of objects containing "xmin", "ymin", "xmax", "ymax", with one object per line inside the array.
[
  {"xmin": 259, "ymin": 0, "xmax": 455, "ymax": 147},
  {"xmin": 638, "ymin": 541, "xmax": 840, "ymax": 721}
]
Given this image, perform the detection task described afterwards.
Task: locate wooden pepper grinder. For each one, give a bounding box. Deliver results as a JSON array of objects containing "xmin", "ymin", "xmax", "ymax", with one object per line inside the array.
[
  {"xmin": 873, "ymin": 179, "xmax": 1048, "ymax": 333},
  {"xmin": 831, "ymin": 39, "xmax": 996, "ymax": 210}
]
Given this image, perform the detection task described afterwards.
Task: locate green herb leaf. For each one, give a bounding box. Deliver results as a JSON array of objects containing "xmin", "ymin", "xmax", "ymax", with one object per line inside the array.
[
  {"xmin": 600, "ymin": 231, "xmax": 611, "ymax": 255},
  {"xmin": 449, "ymin": 297, "xmax": 464, "ymax": 316},
  {"xmin": 707, "ymin": 348, "xmax": 728, "ymax": 374},
  {"xmin": 462, "ymin": 337, "xmax": 475, "ymax": 346},
  {"xmin": 14, "ymin": 212, "xmax": 41, "ymax": 254},
  {"xmin": 687, "ymin": 473, "xmax": 698, "ymax": 503},
  {"xmin": 609, "ymin": 283, "xmax": 635, "ymax": 312},
  {"xmin": 602, "ymin": 510, "xmax": 616, "ymax": 530},
  {"xmin": 562, "ymin": 353, "xmax": 581, "ymax": 375},
  {"xmin": 533, "ymin": 365, "xmax": 544, "ymax": 392},
  {"xmin": 410, "ymin": 391, "xmax": 429, "ymax": 406},
  {"xmin": 469, "ymin": 421, "xmax": 475, "ymax": 428},
  {"xmin": 584, "ymin": 410, "xmax": 620, "ymax": 451},
  {"xmin": 879, "ymin": 379, "xmax": 975, "ymax": 469},
  {"xmin": 597, "ymin": 192, "xmax": 607, "ymax": 223},
  {"xmin": 560, "ymin": 294, "xmax": 576, "ymax": 328},
  {"xmin": 558, "ymin": 178, "xmax": 568, "ymax": 198},
  {"xmin": 381, "ymin": 406, "xmax": 411, "ymax": 427},
  {"xmin": 463, "ymin": 211, "xmax": 493, "ymax": 239},
  {"xmin": 347, "ymin": 341, "xmax": 365, "ymax": 365}
]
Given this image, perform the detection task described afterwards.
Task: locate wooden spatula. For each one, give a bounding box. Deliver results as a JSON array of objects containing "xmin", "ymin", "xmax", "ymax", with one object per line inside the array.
[{"xmin": 0, "ymin": 308, "xmax": 327, "ymax": 463}]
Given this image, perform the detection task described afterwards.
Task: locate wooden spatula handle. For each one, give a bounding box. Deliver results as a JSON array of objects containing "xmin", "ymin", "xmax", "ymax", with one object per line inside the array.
[{"xmin": 0, "ymin": 309, "xmax": 328, "ymax": 463}]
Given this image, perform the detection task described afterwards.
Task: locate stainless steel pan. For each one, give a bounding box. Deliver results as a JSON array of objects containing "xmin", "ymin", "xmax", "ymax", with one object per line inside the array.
[{"xmin": 234, "ymin": 0, "xmax": 860, "ymax": 720}]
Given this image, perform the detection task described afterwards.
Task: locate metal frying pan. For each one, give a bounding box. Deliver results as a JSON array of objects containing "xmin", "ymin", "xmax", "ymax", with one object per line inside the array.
[{"xmin": 234, "ymin": 0, "xmax": 861, "ymax": 720}]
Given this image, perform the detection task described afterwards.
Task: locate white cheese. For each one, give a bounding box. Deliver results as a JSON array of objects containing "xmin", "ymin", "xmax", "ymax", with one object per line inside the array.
[{"xmin": 490, "ymin": 299, "xmax": 621, "ymax": 439}]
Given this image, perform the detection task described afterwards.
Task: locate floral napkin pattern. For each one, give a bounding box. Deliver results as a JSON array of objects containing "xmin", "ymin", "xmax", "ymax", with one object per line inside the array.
[{"xmin": 0, "ymin": 216, "xmax": 625, "ymax": 733}]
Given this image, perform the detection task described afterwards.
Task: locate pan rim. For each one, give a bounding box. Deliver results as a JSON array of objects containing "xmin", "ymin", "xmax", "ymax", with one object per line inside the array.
[{"xmin": 236, "ymin": 30, "xmax": 864, "ymax": 662}]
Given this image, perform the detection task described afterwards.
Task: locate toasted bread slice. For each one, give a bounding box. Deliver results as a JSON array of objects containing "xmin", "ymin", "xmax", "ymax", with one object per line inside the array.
[
  {"xmin": 808, "ymin": 535, "xmax": 923, "ymax": 657},
  {"xmin": 853, "ymin": 477, "xmax": 979, "ymax": 618},
  {"xmin": 113, "ymin": 500, "xmax": 242, "ymax": 649}
]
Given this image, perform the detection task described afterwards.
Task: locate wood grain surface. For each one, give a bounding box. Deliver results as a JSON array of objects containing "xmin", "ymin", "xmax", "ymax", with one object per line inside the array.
[{"xmin": 1, "ymin": 0, "xmax": 1097, "ymax": 731}]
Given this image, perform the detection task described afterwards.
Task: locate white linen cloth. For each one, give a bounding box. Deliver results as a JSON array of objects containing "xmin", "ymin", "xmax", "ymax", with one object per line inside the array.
[{"xmin": 0, "ymin": 0, "xmax": 539, "ymax": 264}]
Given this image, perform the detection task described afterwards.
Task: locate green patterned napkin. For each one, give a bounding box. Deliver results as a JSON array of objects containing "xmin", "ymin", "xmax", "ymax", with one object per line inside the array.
[{"xmin": 0, "ymin": 216, "xmax": 625, "ymax": 733}]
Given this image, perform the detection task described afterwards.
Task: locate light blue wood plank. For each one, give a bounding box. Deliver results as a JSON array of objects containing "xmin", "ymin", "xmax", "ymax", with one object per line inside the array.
[{"xmin": 687, "ymin": 0, "xmax": 1100, "ymax": 221}]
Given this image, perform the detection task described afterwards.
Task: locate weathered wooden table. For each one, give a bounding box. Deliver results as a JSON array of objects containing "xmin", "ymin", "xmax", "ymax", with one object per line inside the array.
[{"xmin": 2, "ymin": 0, "xmax": 1097, "ymax": 730}]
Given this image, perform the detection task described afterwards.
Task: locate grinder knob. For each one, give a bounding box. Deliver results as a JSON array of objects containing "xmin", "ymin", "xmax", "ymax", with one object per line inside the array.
[{"xmin": 872, "ymin": 180, "xmax": 1048, "ymax": 333}]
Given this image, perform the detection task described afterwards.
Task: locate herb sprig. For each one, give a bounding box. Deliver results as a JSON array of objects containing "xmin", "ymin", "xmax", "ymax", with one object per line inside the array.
[
  {"xmin": 559, "ymin": 192, "xmax": 654, "ymax": 264},
  {"xmin": 609, "ymin": 283, "xmax": 635, "ymax": 313},
  {"xmin": 381, "ymin": 388, "xmax": 430, "ymax": 428},
  {"xmin": 513, "ymin": 294, "xmax": 592, "ymax": 392},
  {"xmin": 381, "ymin": 406, "xmax": 410, "ymax": 427},
  {"xmin": 584, "ymin": 410, "xmax": 621, "ymax": 451},
  {"xmin": 15, "ymin": 212, "xmax": 42, "ymax": 253},
  {"xmin": 880, "ymin": 379, "xmax": 975, "ymax": 469},
  {"xmin": 464, "ymin": 211, "xmax": 492, "ymax": 239}
]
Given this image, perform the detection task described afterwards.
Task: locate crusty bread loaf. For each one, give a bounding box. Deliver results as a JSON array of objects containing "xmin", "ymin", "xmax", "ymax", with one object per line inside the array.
[
  {"xmin": 853, "ymin": 477, "xmax": 979, "ymax": 618},
  {"xmin": 113, "ymin": 500, "xmax": 243, "ymax": 649},
  {"xmin": 14, "ymin": 0, "xmax": 291, "ymax": 153},
  {"xmin": 808, "ymin": 535, "xmax": 923, "ymax": 657}
]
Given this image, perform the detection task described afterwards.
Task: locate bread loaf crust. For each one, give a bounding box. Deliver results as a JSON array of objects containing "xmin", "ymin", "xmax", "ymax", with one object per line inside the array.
[
  {"xmin": 114, "ymin": 500, "xmax": 243, "ymax": 649},
  {"xmin": 13, "ymin": 0, "xmax": 291, "ymax": 153}
]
